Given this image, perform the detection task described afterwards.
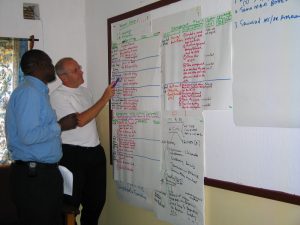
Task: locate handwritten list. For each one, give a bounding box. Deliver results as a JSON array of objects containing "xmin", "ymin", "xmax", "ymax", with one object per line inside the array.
[
  {"xmin": 154, "ymin": 111, "xmax": 204, "ymax": 225},
  {"xmin": 111, "ymin": 34, "xmax": 161, "ymax": 111},
  {"xmin": 162, "ymin": 11, "xmax": 232, "ymax": 111},
  {"xmin": 233, "ymin": 0, "xmax": 300, "ymax": 127},
  {"xmin": 115, "ymin": 180, "xmax": 153, "ymax": 210},
  {"xmin": 112, "ymin": 13, "xmax": 151, "ymax": 42},
  {"xmin": 112, "ymin": 110, "xmax": 162, "ymax": 188},
  {"xmin": 233, "ymin": 0, "xmax": 297, "ymax": 29}
]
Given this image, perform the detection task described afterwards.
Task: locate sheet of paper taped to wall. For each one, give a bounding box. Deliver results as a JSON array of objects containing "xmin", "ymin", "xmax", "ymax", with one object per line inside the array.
[{"xmin": 59, "ymin": 165, "xmax": 73, "ymax": 196}]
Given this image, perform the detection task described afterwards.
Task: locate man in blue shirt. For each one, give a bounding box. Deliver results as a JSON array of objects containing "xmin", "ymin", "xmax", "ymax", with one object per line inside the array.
[{"xmin": 5, "ymin": 49, "xmax": 77, "ymax": 225}]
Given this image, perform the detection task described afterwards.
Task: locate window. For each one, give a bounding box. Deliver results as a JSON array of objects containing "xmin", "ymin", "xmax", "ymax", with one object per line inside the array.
[{"xmin": 0, "ymin": 38, "xmax": 27, "ymax": 164}]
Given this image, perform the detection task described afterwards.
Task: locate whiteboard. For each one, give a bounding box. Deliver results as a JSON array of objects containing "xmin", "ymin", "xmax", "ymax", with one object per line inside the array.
[
  {"xmin": 204, "ymin": 110, "xmax": 300, "ymax": 196},
  {"xmin": 108, "ymin": 0, "xmax": 300, "ymax": 211}
]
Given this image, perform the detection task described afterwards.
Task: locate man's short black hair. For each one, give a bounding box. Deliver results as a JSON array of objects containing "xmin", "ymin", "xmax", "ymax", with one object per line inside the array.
[{"xmin": 20, "ymin": 49, "xmax": 51, "ymax": 75}]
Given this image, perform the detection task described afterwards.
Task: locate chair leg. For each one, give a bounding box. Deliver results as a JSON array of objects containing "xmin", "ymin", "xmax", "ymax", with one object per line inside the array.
[
  {"xmin": 65, "ymin": 212, "xmax": 76, "ymax": 225},
  {"xmin": 63, "ymin": 203, "xmax": 79, "ymax": 225}
]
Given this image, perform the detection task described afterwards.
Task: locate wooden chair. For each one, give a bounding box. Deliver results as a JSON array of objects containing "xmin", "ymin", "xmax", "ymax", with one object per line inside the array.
[{"xmin": 63, "ymin": 203, "xmax": 80, "ymax": 225}]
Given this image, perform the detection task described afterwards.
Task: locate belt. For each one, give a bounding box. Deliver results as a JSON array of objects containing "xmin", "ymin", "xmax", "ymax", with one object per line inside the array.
[
  {"xmin": 13, "ymin": 160, "xmax": 58, "ymax": 168},
  {"xmin": 62, "ymin": 144, "xmax": 101, "ymax": 151}
]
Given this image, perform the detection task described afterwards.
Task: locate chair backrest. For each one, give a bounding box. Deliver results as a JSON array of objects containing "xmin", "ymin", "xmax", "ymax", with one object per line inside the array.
[{"xmin": 0, "ymin": 165, "xmax": 19, "ymax": 225}]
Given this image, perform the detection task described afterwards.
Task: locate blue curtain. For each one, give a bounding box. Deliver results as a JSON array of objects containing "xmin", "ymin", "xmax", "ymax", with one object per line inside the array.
[{"xmin": 18, "ymin": 40, "xmax": 28, "ymax": 83}]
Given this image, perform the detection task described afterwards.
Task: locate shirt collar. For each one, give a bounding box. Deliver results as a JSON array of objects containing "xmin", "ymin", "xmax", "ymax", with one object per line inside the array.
[
  {"xmin": 25, "ymin": 75, "xmax": 49, "ymax": 94},
  {"xmin": 60, "ymin": 84, "xmax": 81, "ymax": 93}
]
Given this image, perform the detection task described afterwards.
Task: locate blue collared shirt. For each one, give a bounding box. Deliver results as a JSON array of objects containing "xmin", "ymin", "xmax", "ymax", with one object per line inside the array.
[{"xmin": 5, "ymin": 76, "xmax": 62, "ymax": 163}]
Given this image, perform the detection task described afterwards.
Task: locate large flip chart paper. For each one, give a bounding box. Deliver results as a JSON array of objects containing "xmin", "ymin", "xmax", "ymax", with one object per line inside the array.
[
  {"xmin": 111, "ymin": 32, "xmax": 163, "ymax": 188},
  {"xmin": 110, "ymin": 14, "xmax": 164, "ymax": 202},
  {"xmin": 161, "ymin": 11, "xmax": 232, "ymax": 111},
  {"xmin": 154, "ymin": 111, "xmax": 204, "ymax": 225},
  {"xmin": 232, "ymin": 0, "xmax": 300, "ymax": 127}
]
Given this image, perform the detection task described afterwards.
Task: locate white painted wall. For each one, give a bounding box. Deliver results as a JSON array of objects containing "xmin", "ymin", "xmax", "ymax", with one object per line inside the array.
[
  {"xmin": 0, "ymin": 0, "xmax": 87, "ymax": 91},
  {"xmin": 0, "ymin": 0, "xmax": 157, "ymax": 98}
]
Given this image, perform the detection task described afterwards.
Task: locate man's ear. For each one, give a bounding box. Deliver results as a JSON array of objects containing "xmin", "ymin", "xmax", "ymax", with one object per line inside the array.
[{"xmin": 59, "ymin": 74, "xmax": 68, "ymax": 83}]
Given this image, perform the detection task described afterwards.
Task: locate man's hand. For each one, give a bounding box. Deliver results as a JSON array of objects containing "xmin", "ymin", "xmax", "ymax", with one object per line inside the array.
[
  {"xmin": 58, "ymin": 113, "xmax": 77, "ymax": 131},
  {"xmin": 102, "ymin": 83, "xmax": 116, "ymax": 102}
]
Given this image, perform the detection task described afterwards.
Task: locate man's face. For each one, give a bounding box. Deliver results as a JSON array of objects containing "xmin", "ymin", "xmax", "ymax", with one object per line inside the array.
[
  {"xmin": 63, "ymin": 60, "xmax": 84, "ymax": 87},
  {"xmin": 41, "ymin": 57, "xmax": 56, "ymax": 83},
  {"xmin": 45, "ymin": 62, "xmax": 56, "ymax": 83}
]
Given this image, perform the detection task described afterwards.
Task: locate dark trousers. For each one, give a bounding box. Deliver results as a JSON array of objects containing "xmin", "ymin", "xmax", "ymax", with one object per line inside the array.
[
  {"xmin": 10, "ymin": 163, "xmax": 63, "ymax": 225},
  {"xmin": 60, "ymin": 144, "xmax": 106, "ymax": 225}
]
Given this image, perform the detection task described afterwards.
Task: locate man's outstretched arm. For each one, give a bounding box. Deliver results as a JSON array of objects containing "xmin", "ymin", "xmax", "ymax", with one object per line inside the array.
[{"xmin": 77, "ymin": 84, "xmax": 115, "ymax": 127}]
